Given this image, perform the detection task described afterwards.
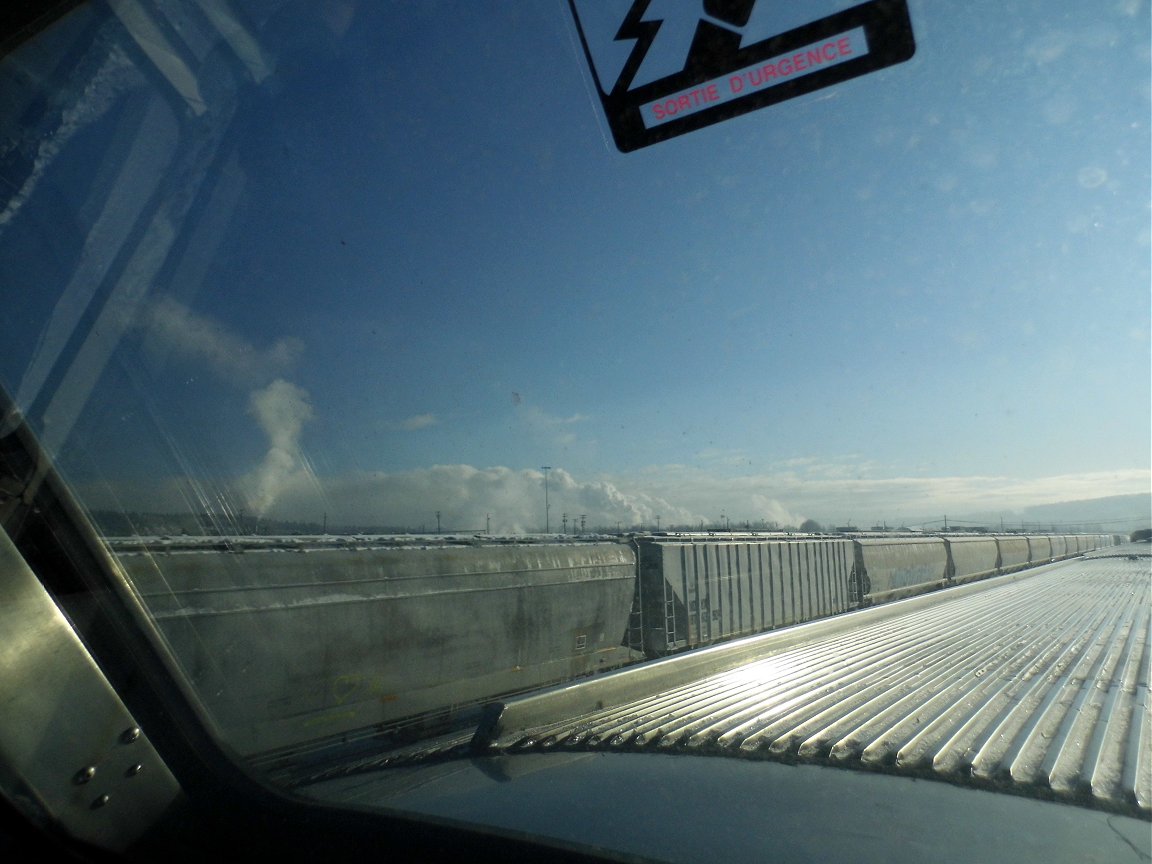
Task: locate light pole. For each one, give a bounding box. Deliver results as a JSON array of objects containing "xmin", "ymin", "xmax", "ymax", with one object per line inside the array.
[{"xmin": 540, "ymin": 466, "xmax": 552, "ymax": 533}]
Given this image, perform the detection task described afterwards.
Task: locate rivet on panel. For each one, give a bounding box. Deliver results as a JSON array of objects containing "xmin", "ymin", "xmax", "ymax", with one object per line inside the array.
[
  {"xmin": 125, "ymin": 764, "xmax": 143, "ymax": 778},
  {"xmin": 90, "ymin": 794, "xmax": 110, "ymax": 809},
  {"xmin": 120, "ymin": 727, "xmax": 141, "ymax": 744},
  {"xmin": 73, "ymin": 766, "xmax": 96, "ymax": 785}
]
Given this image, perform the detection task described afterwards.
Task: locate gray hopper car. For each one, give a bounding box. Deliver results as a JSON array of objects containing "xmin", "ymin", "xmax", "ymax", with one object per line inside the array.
[
  {"xmin": 630, "ymin": 537, "xmax": 854, "ymax": 656},
  {"xmin": 632, "ymin": 533, "xmax": 1111, "ymax": 655},
  {"xmin": 849, "ymin": 533, "xmax": 1104, "ymax": 605},
  {"xmin": 117, "ymin": 542, "xmax": 637, "ymax": 755},
  {"xmin": 112, "ymin": 531, "xmax": 1113, "ymax": 760}
]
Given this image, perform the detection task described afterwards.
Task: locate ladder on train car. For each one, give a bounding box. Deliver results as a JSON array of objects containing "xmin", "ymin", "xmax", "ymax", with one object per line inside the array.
[
  {"xmin": 624, "ymin": 584, "xmax": 680, "ymax": 653},
  {"xmin": 625, "ymin": 589, "xmax": 645, "ymax": 655}
]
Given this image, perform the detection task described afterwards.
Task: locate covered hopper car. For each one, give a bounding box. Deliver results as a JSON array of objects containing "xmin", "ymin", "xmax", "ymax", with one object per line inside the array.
[{"xmin": 111, "ymin": 531, "xmax": 1112, "ymax": 757}]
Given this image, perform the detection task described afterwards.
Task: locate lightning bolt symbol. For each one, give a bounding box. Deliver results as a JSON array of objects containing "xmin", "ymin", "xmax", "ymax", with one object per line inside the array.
[
  {"xmin": 613, "ymin": 0, "xmax": 705, "ymax": 93},
  {"xmin": 613, "ymin": 1, "xmax": 754, "ymax": 92},
  {"xmin": 611, "ymin": 0, "xmax": 663, "ymax": 95}
]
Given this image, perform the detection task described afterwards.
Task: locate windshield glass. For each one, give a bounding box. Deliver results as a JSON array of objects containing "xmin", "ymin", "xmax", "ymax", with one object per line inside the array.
[{"xmin": 0, "ymin": 0, "xmax": 1148, "ymax": 820}]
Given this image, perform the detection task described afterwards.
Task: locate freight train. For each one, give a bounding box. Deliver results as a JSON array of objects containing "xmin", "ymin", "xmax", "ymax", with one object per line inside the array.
[{"xmin": 111, "ymin": 531, "xmax": 1117, "ymax": 760}]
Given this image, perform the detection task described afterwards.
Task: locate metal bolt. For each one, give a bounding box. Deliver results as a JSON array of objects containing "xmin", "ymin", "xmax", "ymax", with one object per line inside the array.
[
  {"xmin": 125, "ymin": 764, "xmax": 143, "ymax": 778},
  {"xmin": 120, "ymin": 727, "xmax": 141, "ymax": 744},
  {"xmin": 90, "ymin": 794, "xmax": 110, "ymax": 809},
  {"xmin": 74, "ymin": 766, "xmax": 96, "ymax": 785}
]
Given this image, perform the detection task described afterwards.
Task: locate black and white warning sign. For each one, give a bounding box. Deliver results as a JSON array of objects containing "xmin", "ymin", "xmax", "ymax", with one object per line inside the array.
[{"xmin": 569, "ymin": 0, "xmax": 915, "ymax": 152}]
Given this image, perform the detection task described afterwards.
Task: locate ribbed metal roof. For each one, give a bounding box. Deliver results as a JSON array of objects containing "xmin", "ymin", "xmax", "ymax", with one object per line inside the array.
[{"xmin": 484, "ymin": 551, "xmax": 1151, "ymax": 817}]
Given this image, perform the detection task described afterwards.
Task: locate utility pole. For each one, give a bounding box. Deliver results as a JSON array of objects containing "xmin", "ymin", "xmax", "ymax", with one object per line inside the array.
[
  {"xmin": 436, "ymin": 510, "xmax": 441, "ymax": 534},
  {"xmin": 580, "ymin": 514, "xmax": 586, "ymax": 533},
  {"xmin": 540, "ymin": 466, "xmax": 552, "ymax": 533},
  {"xmin": 562, "ymin": 513, "xmax": 568, "ymax": 534},
  {"xmin": 486, "ymin": 513, "xmax": 491, "ymax": 534},
  {"xmin": 656, "ymin": 514, "xmax": 661, "ymax": 531}
]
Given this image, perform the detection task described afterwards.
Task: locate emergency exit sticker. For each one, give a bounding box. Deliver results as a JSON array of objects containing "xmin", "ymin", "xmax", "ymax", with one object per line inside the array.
[{"xmin": 569, "ymin": 0, "xmax": 915, "ymax": 152}]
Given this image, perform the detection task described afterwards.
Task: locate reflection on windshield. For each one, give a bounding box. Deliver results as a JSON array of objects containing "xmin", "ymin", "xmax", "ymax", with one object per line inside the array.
[
  {"xmin": 0, "ymin": 0, "xmax": 1148, "ymax": 779},
  {"xmin": 2, "ymin": 0, "xmax": 1147, "ymax": 540}
]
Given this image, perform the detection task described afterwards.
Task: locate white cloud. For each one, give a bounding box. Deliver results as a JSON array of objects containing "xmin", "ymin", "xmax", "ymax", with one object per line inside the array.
[
  {"xmin": 517, "ymin": 404, "xmax": 589, "ymax": 430},
  {"xmin": 241, "ymin": 379, "xmax": 317, "ymax": 514},
  {"xmin": 693, "ymin": 447, "xmax": 750, "ymax": 467},
  {"xmin": 614, "ymin": 462, "xmax": 1151, "ymax": 527},
  {"xmin": 256, "ymin": 464, "xmax": 698, "ymax": 533},
  {"xmin": 134, "ymin": 299, "xmax": 317, "ymax": 516},
  {"xmin": 139, "ymin": 297, "xmax": 303, "ymax": 386},
  {"xmin": 398, "ymin": 413, "xmax": 438, "ymax": 431},
  {"xmin": 512, "ymin": 403, "xmax": 592, "ymax": 450},
  {"xmin": 82, "ymin": 458, "xmax": 1149, "ymax": 535}
]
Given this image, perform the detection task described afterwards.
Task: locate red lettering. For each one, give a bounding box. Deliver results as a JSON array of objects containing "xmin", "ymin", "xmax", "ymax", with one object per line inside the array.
[
  {"xmin": 708, "ymin": 33, "xmax": 858, "ymax": 104},
  {"xmin": 750, "ymin": 64, "xmax": 776, "ymax": 86},
  {"xmin": 649, "ymin": 84, "xmax": 725, "ymax": 122}
]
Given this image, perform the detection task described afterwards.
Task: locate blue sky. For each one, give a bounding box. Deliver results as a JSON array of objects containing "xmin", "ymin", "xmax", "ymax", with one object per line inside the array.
[{"xmin": 1, "ymin": 0, "xmax": 1148, "ymax": 531}]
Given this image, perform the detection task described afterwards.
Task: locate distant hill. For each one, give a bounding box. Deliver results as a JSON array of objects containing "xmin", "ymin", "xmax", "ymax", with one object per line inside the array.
[
  {"xmin": 1021, "ymin": 493, "xmax": 1149, "ymax": 524},
  {"xmin": 953, "ymin": 493, "xmax": 1150, "ymax": 534}
]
